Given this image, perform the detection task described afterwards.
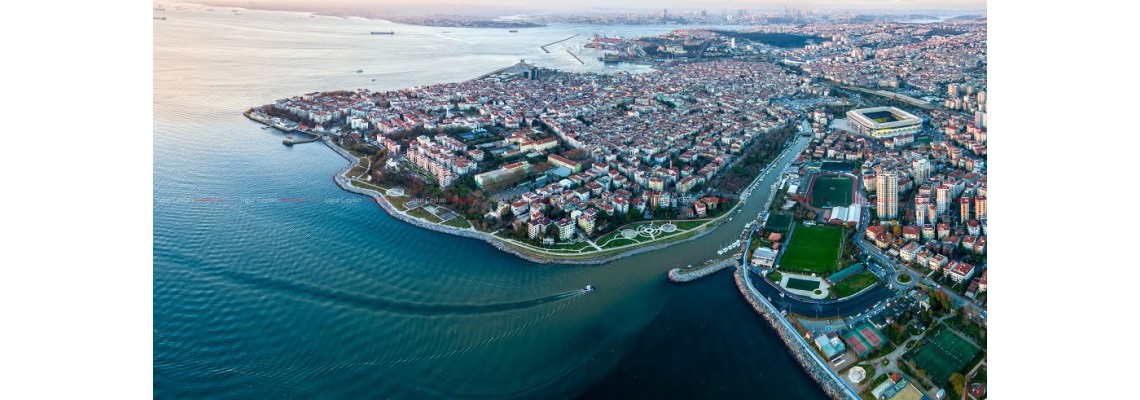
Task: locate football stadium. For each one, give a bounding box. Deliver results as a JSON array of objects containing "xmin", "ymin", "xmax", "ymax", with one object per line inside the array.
[{"xmin": 846, "ymin": 107, "xmax": 922, "ymax": 139}]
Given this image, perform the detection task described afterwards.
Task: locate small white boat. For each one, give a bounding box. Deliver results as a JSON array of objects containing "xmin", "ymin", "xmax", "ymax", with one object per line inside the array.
[{"xmin": 584, "ymin": 285, "xmax": 594, "ymax": 292}]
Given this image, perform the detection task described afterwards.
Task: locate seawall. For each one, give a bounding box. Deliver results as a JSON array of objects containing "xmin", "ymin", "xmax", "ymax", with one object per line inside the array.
[{"xmin": 734, "ymin": 265, "xmax": 859, "ymax": 400}]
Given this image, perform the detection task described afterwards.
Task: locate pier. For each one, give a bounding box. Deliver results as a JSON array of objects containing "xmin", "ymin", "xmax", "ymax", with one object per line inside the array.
[
  {"xmin": 541, "ymin": 34, "xmax": 579, "ymax": 53},
  {"xmin": 566, "ymin": 49, "xmax": 585, "ymax": 64},
  {"xmin": 283, "ymin": 133, "xmax": 322, "ymax": 145},
  {"xmin": 668, "ymin": 258, "xmax": 738, "ymax": 283},
  {"xmin": 474, "ymin": 61, "xmax": 534, "ymax": 80}
]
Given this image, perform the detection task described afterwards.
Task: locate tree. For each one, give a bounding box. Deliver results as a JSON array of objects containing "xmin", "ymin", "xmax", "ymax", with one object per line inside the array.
[{"xmin": 949, "ymin": 372, "xmax": 966, "ymax": 397}]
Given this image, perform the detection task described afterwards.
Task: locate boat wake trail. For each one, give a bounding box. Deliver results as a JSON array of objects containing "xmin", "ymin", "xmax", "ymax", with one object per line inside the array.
[
  {"xmin": 434, "ymin": 33, "xmax": 477, "ymax": 44},
  {"xmin": 205, "ymin": 263, "xmax": 585, "ymax": 317}
]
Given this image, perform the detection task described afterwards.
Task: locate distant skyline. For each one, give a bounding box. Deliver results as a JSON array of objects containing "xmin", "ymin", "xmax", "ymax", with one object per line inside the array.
[{"xmin": 193, "ymin": 0, "xmax": 986, "ymax": 17}]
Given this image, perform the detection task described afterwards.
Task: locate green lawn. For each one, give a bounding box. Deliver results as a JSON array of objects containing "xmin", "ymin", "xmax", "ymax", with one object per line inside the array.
[
  {"xmin": 547, "ymin": 240, "xmax": 594, "ymax": 251},
  {"xmin": 831, "ymin": 270, "xmax": 879, "ymax": 298},
  {"xmin": 387, "ymin": 195, "xmax": 409, "ymax": 211},
  {"xmin": 673, "ymin": 220, "xmax": 710, "ymax": 230},
  {"xmin": 406, "ymin": 207, "xmax": 442, "ymax": 223},
  {"xmin": 767, "ymin": 271, "xmax": 783, "ymax": 283},
  {"xmin": 779, "ymin": 224, "xmax": 845, "ymax": 274},
  {"xmin": 594, "ymin": 224, "xmax": 638, "ymax": 245},
  {"xmin": 350, "ymin": 180, "xmax": 385, "ymax": 193},
  {"xmin": 347, "ymin": 165, "xmax": 368, "ymax": 179},
  {"xmin": 786, "ymin": 277, "xmax": 821, "ymax": 291},
  {"xmin": 442, "ymin": 216, "xmax": 472, "ymax": 229},
  {"xmin": 909, "ymin": 329, "xmax": 982, "ymax": 388},
  {"xmin": 595, "ymin": 221, "xmax": 690, "ymax": 249},
  {"xmin": 810, "ymin": 175, "xmax": 854, "ymax": 208}
]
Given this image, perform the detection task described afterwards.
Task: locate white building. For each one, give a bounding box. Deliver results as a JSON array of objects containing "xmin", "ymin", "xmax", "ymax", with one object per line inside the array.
[{"xmin": 752, "ymin": 247, "xmax": 778, "ymax": 268}]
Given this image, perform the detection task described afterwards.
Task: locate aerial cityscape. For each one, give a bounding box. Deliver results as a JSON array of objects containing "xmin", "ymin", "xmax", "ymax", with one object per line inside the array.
[{"xmin": 155, "ymin": 1, "xmax": 987, "ymax": 399}]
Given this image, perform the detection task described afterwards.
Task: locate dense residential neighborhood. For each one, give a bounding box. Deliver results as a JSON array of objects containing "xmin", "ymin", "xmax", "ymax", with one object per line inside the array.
[{"xmin": 252, "ymin": 59, "xmax": 806, "ymax": 247}]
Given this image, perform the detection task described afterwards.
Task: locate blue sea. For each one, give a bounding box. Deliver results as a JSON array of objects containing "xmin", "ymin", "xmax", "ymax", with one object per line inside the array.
[{"xmin": 153, "ymin": 6, "xmax": 828, "ymax": 399}]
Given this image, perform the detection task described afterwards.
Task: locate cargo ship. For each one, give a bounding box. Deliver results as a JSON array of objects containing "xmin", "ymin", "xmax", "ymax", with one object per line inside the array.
[
  {"xmin": 509, "ymin": 30, "xmax": 518, "ymax": 33},
  {"xmin": 371, "ymin": 31, "xmax": 395, "ymax": 35}
]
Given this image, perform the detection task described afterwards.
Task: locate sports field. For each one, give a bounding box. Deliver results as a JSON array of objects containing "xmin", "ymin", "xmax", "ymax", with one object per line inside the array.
[
  {"xmin": 909, "ymin": 329, "xmax": 982, "ymax": 388},
  {"xmin": 780, "ymin": 224, "xmax": 845, "ymax": 274},
  {"xmin": 765, "ymin": 213, "xmax": 794, "ymax": 232},
  {"xmin": 786, "ymin": 277, "xmax": 820, "ymax": 291},
  {"xmin": 810, "ymin": 175, "xmax": 854, "ymax": 208},
  {"xmin": 864, "ymin": 110, "xmax": 900, "ymax": 123}
]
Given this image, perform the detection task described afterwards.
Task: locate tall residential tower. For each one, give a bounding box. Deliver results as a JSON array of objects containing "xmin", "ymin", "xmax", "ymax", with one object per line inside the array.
[{"xmin": 875, "ymin": 167, "xmax": 898, "ymax": 220}]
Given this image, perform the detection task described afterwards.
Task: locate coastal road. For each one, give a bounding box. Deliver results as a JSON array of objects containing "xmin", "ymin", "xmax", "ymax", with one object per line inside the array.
[{"xmin": 747, "ymin": 270, "xmax": 894, "ymax": 320}]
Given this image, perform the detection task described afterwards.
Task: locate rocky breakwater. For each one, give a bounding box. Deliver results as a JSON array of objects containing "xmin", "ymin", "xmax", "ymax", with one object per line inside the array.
[
  {"xmin": 734, "ymin": 265, "xmax": 859, "ymax": 400},
  {"xmin": 668, "ymin": 258, "xmax": 738, "ymax": 283}
]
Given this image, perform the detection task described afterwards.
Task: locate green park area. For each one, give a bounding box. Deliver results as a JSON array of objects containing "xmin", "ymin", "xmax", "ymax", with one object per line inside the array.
[
  {"xmin": 830, "ymin": 270, "xmax": 879, "ymax": 298},
  {"xmin": 767, "ymin": 271, "xmax": 783, "ymax": 283},
  {"xmin": 779, "ymin": 224, "xmax": 845, "ymax": 274},
  {"xmin": 595, "ymin": 221, "xmax": 697, "ymax": 250},
  {"xmin": 809, "ymin": 175, "xmax": 854, "ymax": 208}
]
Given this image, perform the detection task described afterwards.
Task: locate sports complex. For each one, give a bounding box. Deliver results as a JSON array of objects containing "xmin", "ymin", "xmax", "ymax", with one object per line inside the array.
[
  {"xmin": 846, "ymin": 107, "xmax": 922, "ymax": 139},
  {"xmin": 905, "ymin": 328, "xmax": 982, "ymax": 388}
]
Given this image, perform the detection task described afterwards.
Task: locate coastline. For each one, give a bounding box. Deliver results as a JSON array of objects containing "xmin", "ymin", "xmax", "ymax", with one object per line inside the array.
[
  {"xmin": 734, "ymin": 264, "xmax": 859, "ymax": 400},
  {"xmin": 289, "ymin": 126, "xmax": 796, "ymax": 267},
  {"xmin": 281, "ymin": 114, "xmax": 802, "ymax": 266},
  {"xmin": 320, "ymin": 136, "xmax": 729, "ymax": 265}
]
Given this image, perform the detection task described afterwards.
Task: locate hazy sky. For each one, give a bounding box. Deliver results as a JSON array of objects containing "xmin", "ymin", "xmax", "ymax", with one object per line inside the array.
[{"xmin": 213, "ymin": 0, "xmax": 986, "ymax": 16}]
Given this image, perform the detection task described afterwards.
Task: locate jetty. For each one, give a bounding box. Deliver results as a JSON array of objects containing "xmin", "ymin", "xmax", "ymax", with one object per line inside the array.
[
  {"xmin": 283, "ymin": 133, "xmax": 322, "ymax": 145},
  {"xmin": 668, "ymin": 258, "xmax": 739, "ymax": 283},
  {"xmin": 475, "ymin": 60, "xmax": 534, "ymax": 80},
  {"xmin": 541, "ymin": 34, "xmax": 579, "ymax": 53},
  {"xmin": 566, "ymin": 49, "xmax": 585, "ymax": 64}
]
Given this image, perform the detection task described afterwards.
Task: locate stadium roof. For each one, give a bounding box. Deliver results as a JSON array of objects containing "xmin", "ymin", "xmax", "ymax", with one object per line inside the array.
[{"xmin": 847, "ymin": 107, "xmax": 922, "ymax": 130}]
